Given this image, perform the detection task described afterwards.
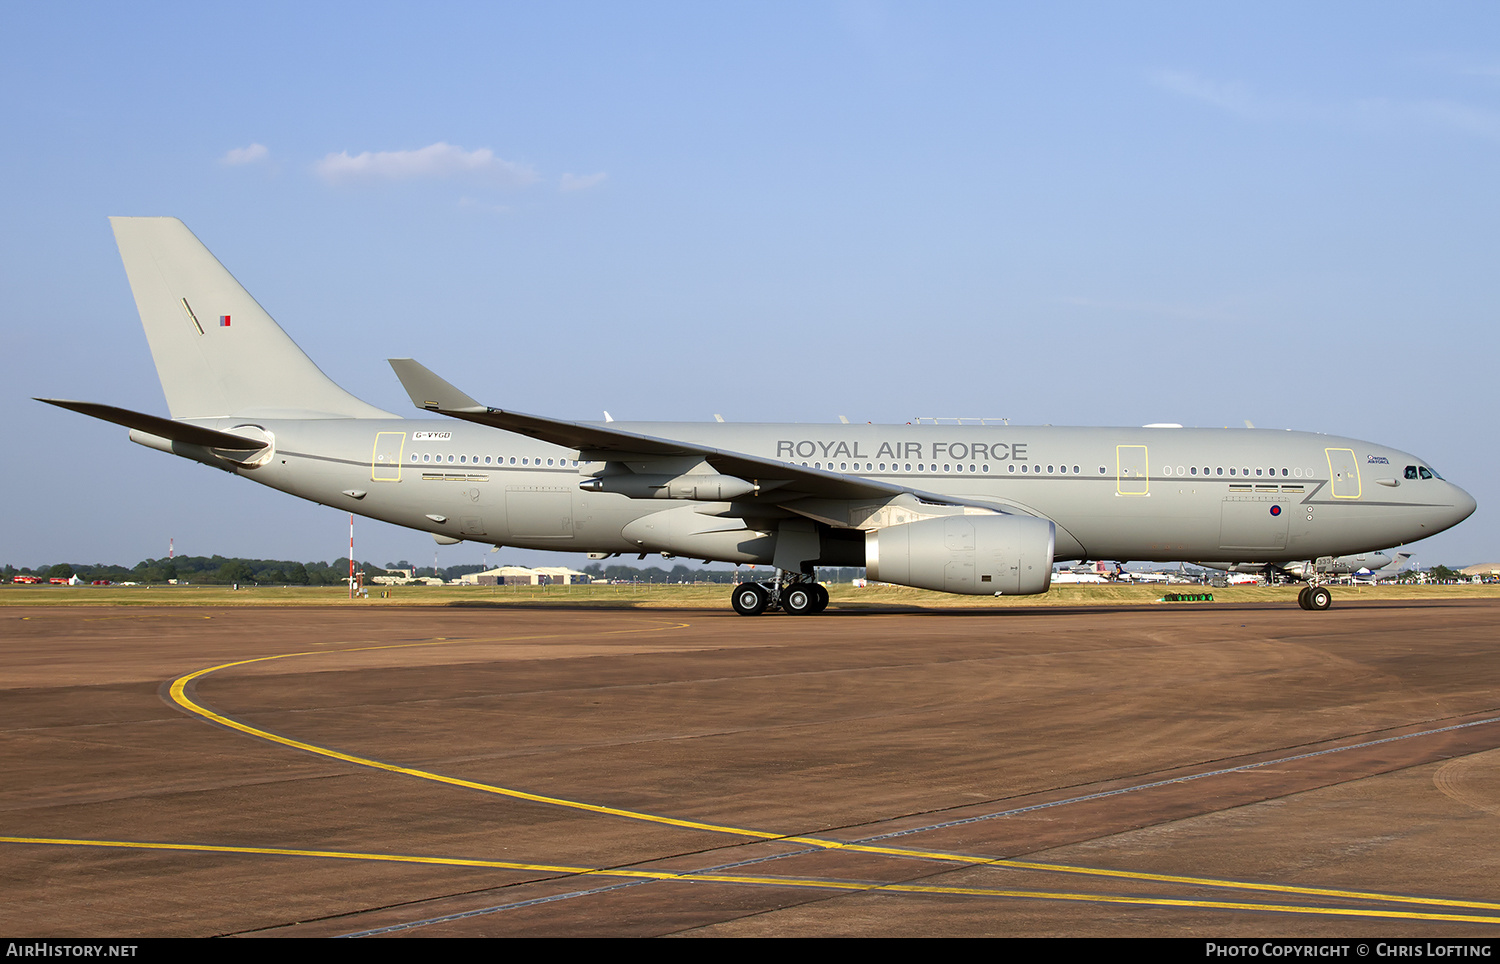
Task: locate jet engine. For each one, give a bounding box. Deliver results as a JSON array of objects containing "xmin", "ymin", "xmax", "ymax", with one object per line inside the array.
[{"xmin": 865, "ymin": 514, "xmax": 1055, "ymax": 595}]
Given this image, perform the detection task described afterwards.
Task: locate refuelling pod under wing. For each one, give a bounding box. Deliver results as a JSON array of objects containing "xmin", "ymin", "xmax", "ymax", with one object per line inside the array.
[{"xmin": 865, "ymin": 514, "xmax": 1055, "ymax": 595}]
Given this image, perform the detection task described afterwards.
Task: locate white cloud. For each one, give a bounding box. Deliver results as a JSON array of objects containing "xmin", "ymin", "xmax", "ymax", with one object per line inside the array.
[
  {"xmin": 559, "ymin": 172, "xmax": 608, "ymax": 193},
  {"xmin": 315, "ymin": 142, "xmax": 537, "ymax": 185},
  {"xmin": 220, "ymin": 143, "xmax": 269, "ymax": 165},
  {"xmin": 1060, "ymin": 295, "xmax": 1234, "ymax": 325},
  {"xmin": 1153, "ymin": 69, "xmax": 1500, "ymax": 142},
  {"xmin": 1151, "ymin": 71, "xmax": 1266, "ymax": 118},
  {"xmin": 458, "ymin": 196, "xmax": 512, "ymax": 215},
  {"xmin": 1356, "ymin": 98, "xmax": 1500, "ymax": 142}
]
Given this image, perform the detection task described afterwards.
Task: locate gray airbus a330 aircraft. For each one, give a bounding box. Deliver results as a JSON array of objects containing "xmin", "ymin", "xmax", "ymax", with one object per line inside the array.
[{"xmin": 41, "ymin": 218, "xmax": 1476, "ymax": 614}]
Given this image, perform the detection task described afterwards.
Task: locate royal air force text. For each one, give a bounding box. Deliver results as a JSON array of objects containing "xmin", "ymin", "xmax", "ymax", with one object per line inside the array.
[{"xmin": 775, "ymin": 440, "xmax": 1028, "ymax": 462}]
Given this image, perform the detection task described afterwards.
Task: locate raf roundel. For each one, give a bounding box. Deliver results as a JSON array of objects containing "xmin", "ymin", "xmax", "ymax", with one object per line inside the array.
[{"xmin": 1270, "ymin": 505, "xmax": 1282, "ymax": 516}]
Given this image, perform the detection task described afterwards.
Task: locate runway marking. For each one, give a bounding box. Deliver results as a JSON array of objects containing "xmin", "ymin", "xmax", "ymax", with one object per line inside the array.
[
  {"xmin": 859, "ymin": 714, "xmax": 1500, "ymax": 838},
  {"xmin": 6, "ymin": 836, "xmax": 1500, "ymax": 928},
  {"xmin": 15, "ymin": 613, "xmax": 216, "ymax": 622},
  {"xmin": 157, "ymin": 625, "xmax": 1500, "ymax": 922},
  {"xmin": 1434, "ymin": 753, "xmax": 1500, "ymax": 818}
]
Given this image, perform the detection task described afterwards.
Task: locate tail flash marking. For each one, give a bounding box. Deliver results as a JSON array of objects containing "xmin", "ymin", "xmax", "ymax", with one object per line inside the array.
[{"xmin": 180, "ymin": 298, "xmax": 204, "ymax": 335}]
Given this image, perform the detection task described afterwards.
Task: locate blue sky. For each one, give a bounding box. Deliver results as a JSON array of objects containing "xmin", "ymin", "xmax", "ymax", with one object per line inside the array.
[{"xmin": 2, "ymin": 2, "xmax": 1495, "ymax": 570}]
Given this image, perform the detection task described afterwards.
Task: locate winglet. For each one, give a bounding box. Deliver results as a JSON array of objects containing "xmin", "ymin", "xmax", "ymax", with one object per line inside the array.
[{"xmin": 387, "ymin": 359, "xmax": 487, "ymax": 414}]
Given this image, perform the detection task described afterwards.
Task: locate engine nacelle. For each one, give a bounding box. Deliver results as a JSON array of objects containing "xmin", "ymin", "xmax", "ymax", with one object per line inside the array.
[
  {"xmin": 580, "ymin": 473, "xmax": 758, "ymax": 501},
  {"xmin": 865, "ymin": 514, "xmax": 1055, "ymax": 595},
  {"xmin": 620, "ymin": 505, "xmax": 776, "ymax": 564}
]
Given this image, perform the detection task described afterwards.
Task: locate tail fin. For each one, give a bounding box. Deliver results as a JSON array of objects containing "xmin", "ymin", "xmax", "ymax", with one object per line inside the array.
[{"xmin": 110, "ymin": 217, "xmax": 392, "ymax": 420}]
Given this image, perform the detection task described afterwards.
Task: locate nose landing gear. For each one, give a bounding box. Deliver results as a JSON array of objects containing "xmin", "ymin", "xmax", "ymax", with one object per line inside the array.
[{"xmin": 1297, "ymin": 584, "xmax": 1333, "ymax": 611}]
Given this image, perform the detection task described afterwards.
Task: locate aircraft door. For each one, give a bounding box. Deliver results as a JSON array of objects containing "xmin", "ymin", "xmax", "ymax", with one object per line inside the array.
[
  {"xmin": 371, "ymin": 432, "xmax": 405, "ymax": 482},
  {"xmin": 1116, "ymin": 445, "xmax": 1149, "ymax": 496},
  {"xmin": 1325, "ymin": 448, "xmax": 1361, "ymax": 499}
]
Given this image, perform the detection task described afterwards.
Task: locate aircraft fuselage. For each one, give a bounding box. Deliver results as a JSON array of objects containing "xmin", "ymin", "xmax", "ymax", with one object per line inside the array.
[{"xmin": 176, "ymin": 417, "xmax": 1474, "ymax": 568}]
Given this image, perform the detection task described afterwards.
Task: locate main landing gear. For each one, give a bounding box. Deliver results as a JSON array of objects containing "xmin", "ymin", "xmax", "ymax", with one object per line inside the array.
[
  {"xmin": 1297, "ymin": 584, "xmax": 1333, "ymax": 611},
  {"xmin": 730, "ymin": 571, "xmax": 829, "ymax": 616}
]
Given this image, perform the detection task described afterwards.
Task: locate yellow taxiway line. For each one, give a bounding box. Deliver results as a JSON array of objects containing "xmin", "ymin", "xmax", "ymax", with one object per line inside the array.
[
  {"xmin": 6, "ymin": 834, "xmax": 1500, "ymax": 926},
  {"xmin": 152, "ymin": 621, "xmax": 1500, "ymax": 920}
]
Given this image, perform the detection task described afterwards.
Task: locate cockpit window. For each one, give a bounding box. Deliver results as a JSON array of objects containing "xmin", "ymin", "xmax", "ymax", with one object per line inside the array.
[
  {"xmin": 1405, "ymin": 465, "xmax": 1418, "ymax": 480},
  {"xmin": 1419, "ymin": 466, "xmax": 1434, "ymax": 480}
]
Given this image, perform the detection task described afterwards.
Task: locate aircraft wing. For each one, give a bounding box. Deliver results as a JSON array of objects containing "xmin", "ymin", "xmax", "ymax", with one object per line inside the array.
[{"xmin": 388, "ymin": 359, "xmax": 995, "ymax": 511}]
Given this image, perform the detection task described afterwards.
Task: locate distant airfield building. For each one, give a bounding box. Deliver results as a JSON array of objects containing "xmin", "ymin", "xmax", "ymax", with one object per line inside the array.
[{"xmin": 461, "ymin": 566, "xmax": 593, "ymax": 586}]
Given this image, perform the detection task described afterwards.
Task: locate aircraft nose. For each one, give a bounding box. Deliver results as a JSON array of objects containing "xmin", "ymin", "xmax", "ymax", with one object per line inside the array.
[{"xmin": 1449, "ymin": 483, "xmax": 1478, "ymax": 527}]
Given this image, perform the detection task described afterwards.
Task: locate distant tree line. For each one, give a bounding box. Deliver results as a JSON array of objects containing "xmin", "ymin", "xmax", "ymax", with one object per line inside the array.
[
  {"xmin": 1, "ymin": 557, "xmax": 863, "ymax": 586},
  {"xmin": 4, "ymin": 556, "xmax": 373, "ymax": 585},
  {"xmin": 13, "ymin": 557, "xmax": 1473, "ymax": 587},
  {"xmin": 3, "ymin": 556, "xmax": 494, "ymax": 586},
  {"xmin": 580, "ymin": 563, "xmax": 866, "ymax": 584}
]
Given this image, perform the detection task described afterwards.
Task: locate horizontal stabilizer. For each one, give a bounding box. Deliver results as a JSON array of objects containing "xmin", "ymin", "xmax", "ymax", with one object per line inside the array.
[{"xmin": 36, "ymin": 398, "xmax": 268, "ymax": 450}]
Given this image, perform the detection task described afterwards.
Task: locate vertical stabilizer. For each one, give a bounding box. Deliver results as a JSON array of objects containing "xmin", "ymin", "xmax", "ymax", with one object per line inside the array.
[{"xmin": 110, "ymin": 217, "xmax": 393, "ymax": 419}]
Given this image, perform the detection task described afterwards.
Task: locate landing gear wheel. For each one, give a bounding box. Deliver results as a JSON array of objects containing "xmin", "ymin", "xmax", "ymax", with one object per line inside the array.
[
  {"xmin": 783, "ymin": 585, "xmax": 816, "ymax": 616},
  {"xmin": 1306, "ymin": 586, "xmax": 1333, "ymax": 611},
  {"xmin": 731, "ymin": 582, "xmax": 769, "ymax": 616},
  {"xmin": 810, "ymin": 583, "xmax": 829, "ymax": 613},
  {"xmin": 1297, "ymin": 587, "xmax": 1312, "ymax": 610}
]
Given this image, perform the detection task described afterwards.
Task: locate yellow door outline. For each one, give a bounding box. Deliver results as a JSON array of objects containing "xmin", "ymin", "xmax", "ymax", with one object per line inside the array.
[
  {"xmin": 372, "ymin": 432, "xmax": 406, "ymax": 482},
  {"xmin": 1325, "ymin": 447, "xmax": 1361, "ymax": 499},
  {"xmin": 1116, "ymin": 445, "xmax": 1149, "ymax": 496}
]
